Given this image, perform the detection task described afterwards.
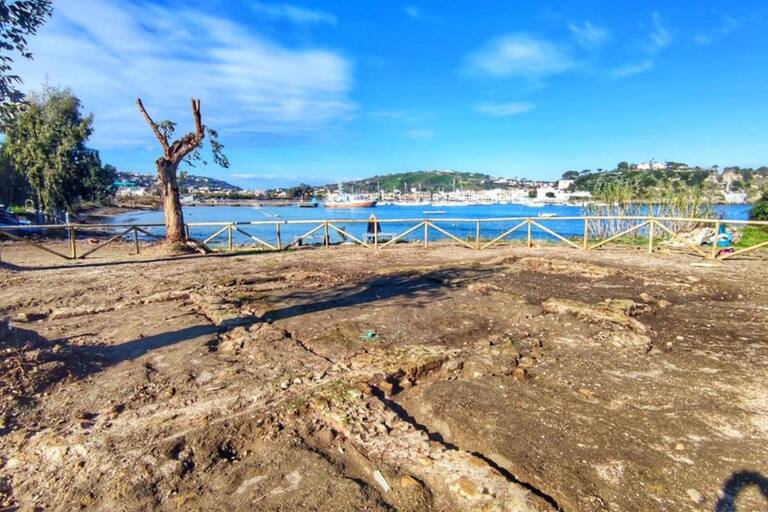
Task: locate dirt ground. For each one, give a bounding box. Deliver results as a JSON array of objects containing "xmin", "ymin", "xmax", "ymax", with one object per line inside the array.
[{"xmin": 1, "ymin": 240, "xmax": 767, "ymax": 511}]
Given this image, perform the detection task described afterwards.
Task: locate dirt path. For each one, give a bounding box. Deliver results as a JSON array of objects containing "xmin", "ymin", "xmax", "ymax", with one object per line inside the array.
[{"xmin": 1, "ymin": 243, "xmax": 767, "ymax": 511}]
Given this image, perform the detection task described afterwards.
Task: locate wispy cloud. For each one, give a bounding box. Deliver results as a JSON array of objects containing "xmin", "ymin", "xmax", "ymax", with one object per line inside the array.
[
  {"xmin": 475, "ymin": 101, "xmax": 534, "ymax": 117},
  {"xmin": 404, "ymin": 6, "xmax": 420, "ymax": 19},
  {"xmin": 250, "ymin": 2, "xmax": 337, "ymax": 25},
  {"xmin": 609, "ymin": 13, "xmax": 672, "ymax": 79},
  {"xmin": 646, "ymin": 12, "xmax": 672, "ymax": 53},
  {"xmin": 568, "ymin": 21, "xmax": 610, "ymax": 49},
  {"xmin": 609, "ymin": 59, "xmax": 653, "ymax": 78},
  {"xmin": 693, "ymin": 15, "xmax": 739, "ymax": 45},
  {"xmin": 15, "ymin": 0, "xmax": 354, "ymax": 150},
  {"xmin": 467, "ymin": 34, "xmax": 573, "ymax": 79},
  {"xmin": 406, "ymin": 128, "xmax": 434, "ymax": 140}
]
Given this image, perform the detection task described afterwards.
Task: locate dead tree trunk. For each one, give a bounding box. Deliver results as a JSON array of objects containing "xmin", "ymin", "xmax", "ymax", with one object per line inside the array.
[{"xmin": 137, "ymin": 98, "xmax": 205, "ymax": 243}]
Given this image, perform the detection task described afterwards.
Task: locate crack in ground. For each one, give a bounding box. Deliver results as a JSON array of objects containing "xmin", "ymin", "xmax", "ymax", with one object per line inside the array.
[
  {"xmin": 283, "ymin": 329, "xmax": 336, "ymax": 364},
  {"xmin": 369, "ymin": 385, "xmax": 564, "ymax": 512}
]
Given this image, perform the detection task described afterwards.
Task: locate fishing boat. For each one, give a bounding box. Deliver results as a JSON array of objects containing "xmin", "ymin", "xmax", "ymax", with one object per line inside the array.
[{"xmin": 324, "ymin": 187, "xmax": 377, "ymax": 208}]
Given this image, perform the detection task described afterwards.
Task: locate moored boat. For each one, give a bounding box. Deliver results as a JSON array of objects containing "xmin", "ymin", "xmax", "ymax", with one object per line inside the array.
[{"xmin": 324, "ymin": 188, "xmax": 377, "ymax": 208}]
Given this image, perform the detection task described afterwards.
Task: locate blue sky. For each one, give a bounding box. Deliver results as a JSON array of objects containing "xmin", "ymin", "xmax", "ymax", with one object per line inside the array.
[{"xmin": 15, "ymin": 0, "xmax": 768, "ymax": 188}]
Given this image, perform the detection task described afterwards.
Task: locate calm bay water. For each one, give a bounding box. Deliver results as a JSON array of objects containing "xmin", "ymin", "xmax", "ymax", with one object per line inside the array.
[{"xmin": 111, "ymin": 203, "xmax": 752, "ymax": 247}]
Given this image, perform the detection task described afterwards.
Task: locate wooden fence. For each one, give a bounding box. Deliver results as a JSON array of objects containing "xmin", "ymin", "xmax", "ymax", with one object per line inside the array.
[{"xmin": 1, "ymin": 216, "xmax": 767, "ymax": 263}]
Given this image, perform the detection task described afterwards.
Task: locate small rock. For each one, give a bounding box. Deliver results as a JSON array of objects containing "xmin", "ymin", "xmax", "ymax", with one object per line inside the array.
[
  {"xmin": 686, "ymin": 488, "xmax": 703, "ymax": 504},
  {"xmin": 675, "ymin": 443, "xmax": 685, "ymax": 451},
  {"xmin": 578, "ymin": 388, "xmax": 595, "ymax": 398},
  {"xmin": 453, "ymin": 476, "xmax": 478, "ymax": 498},
  {"xmin": 512, "ymin": 368, "xmax": 527, "ymax": 380},
  {"xmin": 373, "ymin": 470, "xmax": 391, "ymax": 493},
  {"xmin": 279, "ymin": 380, "xmax": 290, "ymax": 390}
]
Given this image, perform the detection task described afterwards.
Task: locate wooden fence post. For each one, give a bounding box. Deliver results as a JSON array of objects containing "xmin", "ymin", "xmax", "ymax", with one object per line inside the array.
[
  {"xmin": 275, "ymin": 223, "xmax": 282, "ymax": 250},
  {"xmin": 69, "ymin": 227, "xmax": 77, "ymax": 259},
  {"xmin": 133, "ymin": 227, "xmax": 140, "ymax": 254},
  {"xmin": 324, "ymin": 221, "xmax": 330, "ymax": 248},
  {"xmin": 227, "ymin": 224, "xmax": 233, "ymax": 251},
  {"xmin": 648, "ymin": 219, "xmax": 655, "ymax": 254},
  {"xmin": 374, "ymin": 216, "xmax": 379, "ymax": 250},
  {"xmin": 526, "ymin": 220, "xmax": 532, "ymax": 248},
  {"xmin": 475, "ymin": 220, "xmax": 481, "ymax": 250},
  {"xmin": 582, "ymin": 219, "xmax": 589, "ymax": 250},
  {"xmin": 711, "ymin": 221, "xmax": 720, "ymax": 260},
  {"xmin": 423, "ymin": 221, "xmax": 429, "ymax": 248}
]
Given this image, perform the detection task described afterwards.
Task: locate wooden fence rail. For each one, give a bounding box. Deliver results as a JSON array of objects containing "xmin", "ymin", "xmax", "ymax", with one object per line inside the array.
[{"xmin": 1, "ymin": 216, "xmax": 767, "ymax": 263}]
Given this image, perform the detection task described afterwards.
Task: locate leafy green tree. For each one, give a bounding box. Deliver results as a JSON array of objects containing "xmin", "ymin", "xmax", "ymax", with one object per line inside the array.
[
  {"xmin": 0, "ymin": 0, "xmax": 53, "ymax": 119},
  {"xmin": 616, "ymin": 161, "xmax": 630, "ymax": 171},
  {"xmin": 289, "ymin": 183, "xmax": 314, "ymax": 198},
  {"xmin": 4, "ymin": 86, "xmax": 96, "ymax": 215},
  {"xmin": 0, "ymin": 141, "xmax": 28, "ymax": 206},
  {"xmin": 750, "ymin": 191, "xmax": 768, "ymax": 221},
  {"xmin": 83, "ymin": 161, "xmax": 117, "ymax": 204},
  {"xmin": 561, "ymin": 170, "xmax": 579, "ymax": 180}
]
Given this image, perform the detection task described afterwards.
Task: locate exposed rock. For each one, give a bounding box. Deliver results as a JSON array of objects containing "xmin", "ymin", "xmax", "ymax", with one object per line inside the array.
[
  {"xmin": 50, "ymin": 305, "xmax": 115, "ymax": 320},
  {"xmin": 542, "ymin": 298, "xmax": 649, "ymax": 333},
  {"xmin": 467, "ymin": 282, "xmax": 501, "ymax": 295}
]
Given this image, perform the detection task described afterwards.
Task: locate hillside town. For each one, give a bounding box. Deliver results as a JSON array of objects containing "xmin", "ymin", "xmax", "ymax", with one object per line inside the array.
[{"xmin": 112, "ymin": 161, "xmax": 766, "ymax": 205}]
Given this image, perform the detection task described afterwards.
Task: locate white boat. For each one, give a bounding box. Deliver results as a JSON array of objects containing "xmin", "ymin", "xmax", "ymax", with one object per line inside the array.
[
  {"xmin": 538, "ymin": 212, "xmax": 557, "ymax": 218},
  {"xmin": 325, "ymin": 190, "xmax": 377, "ymax": 208}
]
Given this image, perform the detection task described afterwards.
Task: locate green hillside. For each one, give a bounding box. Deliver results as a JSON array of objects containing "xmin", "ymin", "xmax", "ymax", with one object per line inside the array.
[
  {"xmin": 572, "ymin": 166, "xmax": 768, "ymax": 201},
  {"xmin": 331, "ymin": 170, "xmax": 497, "ymax": 193}
]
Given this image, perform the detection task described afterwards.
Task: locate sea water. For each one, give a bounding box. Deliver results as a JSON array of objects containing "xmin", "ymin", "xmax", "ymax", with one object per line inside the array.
[{"xmin": 111, "ymin": 203, "xmax": 753, "ymax": 247}]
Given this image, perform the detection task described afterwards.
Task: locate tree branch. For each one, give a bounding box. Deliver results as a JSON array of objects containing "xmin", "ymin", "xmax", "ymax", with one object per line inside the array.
[
  {"xmin": 136, "ymin": 98, "xmax": 169, "ymax": 153},
  {"xmin": 169, "ymin": 98, "xmax": 206, "ymax": 164},
  {"xmin": 192, "ymin": 98, "xmax": 204, "ymax": 139}
]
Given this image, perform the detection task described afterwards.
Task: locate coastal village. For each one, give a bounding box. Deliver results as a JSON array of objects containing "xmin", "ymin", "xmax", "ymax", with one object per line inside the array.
[{"xmin": 112, "ymin": 162, "xmax": 763, "ymax": 206}]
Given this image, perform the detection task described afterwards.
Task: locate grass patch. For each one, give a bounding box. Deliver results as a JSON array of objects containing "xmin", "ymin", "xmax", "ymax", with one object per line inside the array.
[{"xmin": 736, "ymin": 226, "xmax": 768, "ymax": 248}]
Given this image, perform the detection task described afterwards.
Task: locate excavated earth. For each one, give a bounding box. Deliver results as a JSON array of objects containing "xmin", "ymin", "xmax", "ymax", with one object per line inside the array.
[{"xmin": 1, "ymin": 241, "xmax": 767, "ymax": 511}]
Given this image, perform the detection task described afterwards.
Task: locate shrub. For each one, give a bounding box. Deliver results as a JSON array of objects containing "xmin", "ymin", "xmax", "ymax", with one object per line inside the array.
[{"xmin": 749, "ymin": 192, "xmax": 768, "ymax": 221}]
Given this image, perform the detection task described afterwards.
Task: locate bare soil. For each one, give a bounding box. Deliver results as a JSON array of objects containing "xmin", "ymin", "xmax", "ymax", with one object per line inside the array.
[{"xmin": 1, "ymin": 241, "xmax": 767, "ymax": 511}]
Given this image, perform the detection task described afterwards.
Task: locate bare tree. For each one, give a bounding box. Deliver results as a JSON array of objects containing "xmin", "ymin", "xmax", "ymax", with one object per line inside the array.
[{"xmin": 136, "ymin": 98, "xmax": 228, "ymax": 243}]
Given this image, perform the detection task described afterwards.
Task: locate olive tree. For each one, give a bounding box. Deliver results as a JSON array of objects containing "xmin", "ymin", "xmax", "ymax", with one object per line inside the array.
[{"xmin": 137, "ymin": 98, "xmax": 228, "ymax": 243}]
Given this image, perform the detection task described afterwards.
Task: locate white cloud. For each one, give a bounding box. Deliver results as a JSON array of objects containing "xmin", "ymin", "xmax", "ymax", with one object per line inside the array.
[
  {"xmin": 404, "ymin": 6, "xmax": 420, "ymax": 19},
  {"xmin": 468, "ymin": 34, "xmax": 573, "ymax": 79},
  {"xmin": 647, "ymin": 12, "xmax": 672, "ymax": 53},
  {"xmin": 609, "ymin": 60, "xmax": 653, "ymax": 78},
  {"xmin": 475, "ymin": 102, "xmax": 534, "ymax": 117},
  {"xmin": 406, "ymin": 128, "xmax": 433, "ymax": 140},
  {"xmin": 693, "ymin": 15, "xmax": 739, "ymax": 46},
  {"xmin": 568, "ymin": 21, "xmax": 610, "ymax": 49},
  {"xmin": 250, "ymin": 2, "xmax": 337, "ymax": 25},
  {"xmin": 14, "ymin": 0, "xmax": 354, "ymax": 150}
]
